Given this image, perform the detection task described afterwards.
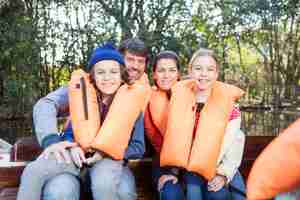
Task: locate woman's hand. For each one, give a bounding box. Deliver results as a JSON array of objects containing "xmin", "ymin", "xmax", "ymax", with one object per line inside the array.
[
  {"xmin": 207, "ymin": 174, "xmax": 227, "ymax": 192},
  {"xmin": 70, "ymin": 146, "xmax": 86, "ymax": 168},
  {"xmin": 158, "ymin": 174, "xmax": 178, "ymax": 191},
  {"xmin": 41, "ymin": 141, "xmax": 78, "ymax": 164}
]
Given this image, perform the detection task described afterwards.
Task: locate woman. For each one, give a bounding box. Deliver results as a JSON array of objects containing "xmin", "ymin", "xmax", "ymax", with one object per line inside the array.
[
  {"xmin": 145, "ymin": 49, "xmax": 246, "ymax": 200},
  {"xmin": 144, "ymin": 50, "xmax": 183, "ymax": 199},
  {"xmin": 17, "ymin": 43, "xmax": 145, "ymax": 200}
]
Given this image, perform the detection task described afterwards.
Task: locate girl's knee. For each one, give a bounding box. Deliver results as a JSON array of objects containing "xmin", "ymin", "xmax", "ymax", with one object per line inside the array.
[
  {"xmin": 160, "ymin": 181, "xmax": 183, "ymax": 200},
  {"xmin": 207, "ymin": 187, "xmax": 230, "ymax": 200}
]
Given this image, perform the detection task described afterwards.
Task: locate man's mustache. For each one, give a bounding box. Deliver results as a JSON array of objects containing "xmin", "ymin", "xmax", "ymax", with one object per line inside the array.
[{"xmin": 127, "ymin": 68, "xmax": 141, "ymax": 72}]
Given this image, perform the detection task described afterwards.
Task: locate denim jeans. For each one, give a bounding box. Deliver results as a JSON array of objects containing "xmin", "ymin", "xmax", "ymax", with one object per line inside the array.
[
  {"xmin": 17, "ymin": 153, "xmax": 137, "ymax": 200},
  {"xmin": 153, "ymin": 166, "xmax": 246, "ymax": 200},
  {"xmin": 43, "ymin": 173, "xmax": 80, "ymax": 200}
]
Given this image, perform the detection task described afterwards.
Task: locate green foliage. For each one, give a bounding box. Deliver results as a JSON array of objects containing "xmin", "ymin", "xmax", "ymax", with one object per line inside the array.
[{"xmin": 1, "ymin": 0, "xmax": 300, "ymax": 119}]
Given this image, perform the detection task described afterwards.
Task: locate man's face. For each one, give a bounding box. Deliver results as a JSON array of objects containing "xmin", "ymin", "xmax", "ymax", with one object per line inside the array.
[{"xmin": 124, "ymin": 51, "xmax": 147, "ymax": 81}]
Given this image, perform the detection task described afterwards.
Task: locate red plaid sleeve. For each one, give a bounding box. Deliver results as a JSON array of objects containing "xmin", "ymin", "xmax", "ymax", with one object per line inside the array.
[{"xmin": 229, "ymin": 106, "xmax": 240, "ymax": 120}]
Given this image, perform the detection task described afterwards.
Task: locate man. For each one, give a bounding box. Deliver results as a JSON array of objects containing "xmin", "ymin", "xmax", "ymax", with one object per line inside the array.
[
  {"xmin": 32, "ymin": 38, "xmax": 149, "ymax": 200},
  {"xmin": 119, "ymin": 38, "xmax": 148, "ymax": 82}
]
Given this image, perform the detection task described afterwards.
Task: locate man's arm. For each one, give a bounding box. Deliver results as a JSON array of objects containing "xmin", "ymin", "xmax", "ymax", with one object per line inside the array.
[{"xmin": 33, "ymin": 86, "xmax": 69, "ymax": 148}]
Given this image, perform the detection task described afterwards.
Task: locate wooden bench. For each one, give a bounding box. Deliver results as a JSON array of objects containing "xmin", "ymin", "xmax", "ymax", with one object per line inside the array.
[{"xmin": 0, "ymin": 136, "xmax": 275, "ymax": 200}]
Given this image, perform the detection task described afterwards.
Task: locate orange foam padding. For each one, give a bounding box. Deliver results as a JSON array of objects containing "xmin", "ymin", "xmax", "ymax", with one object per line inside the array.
[
  {"xmin": 91, "ymin": 83, "xmax": 147, "ymax": 160},
  {"xmin": 247, "ymin": 118, "xmax": 300, "ymax": 200},
  {"xmin": 160, "ymin": 80, "xmax": 198, "ymax": 168},
  {"xmin": 160, "ymin": 80, "xmax": 244, "ymax": 180},
  {"xmin": 188, "ymin": 82, "xmax": 244, "ymax": 180},
  {"xmin": 68, "ymin": 69, "xmax": 100, "ymax": 150},
  {"xmin": 148, "ymin": 88, "xmax": 169, "ymax": 136}
]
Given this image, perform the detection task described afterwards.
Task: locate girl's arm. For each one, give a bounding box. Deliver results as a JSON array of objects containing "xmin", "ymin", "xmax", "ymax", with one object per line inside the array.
[{"xmin": 217, "ymin": 107, "xmax": 245, "ymax": 183}]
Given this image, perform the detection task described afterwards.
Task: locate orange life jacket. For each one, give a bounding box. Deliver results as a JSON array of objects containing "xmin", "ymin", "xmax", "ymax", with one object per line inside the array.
[
  {"xmin": 91, "ymin": 83, "xmax": 147, "ymax": 160},
  {"xmin": 148, "ymin": 87, "xmax": 169, "ymax": 135},
  {"xmin": 247, "ymin": 117, "xmax": 300, "ymax": 199},
  {"xmin": 160, "ymin": 79, "xmax": 244, "ymax": 180},
  {"xmin": 68, "ymin": 69, "xmax": 100, "ymax": 150},
  {"xmin": 69, "ymin": 69, "xmax": 147, "ymax": 159}
]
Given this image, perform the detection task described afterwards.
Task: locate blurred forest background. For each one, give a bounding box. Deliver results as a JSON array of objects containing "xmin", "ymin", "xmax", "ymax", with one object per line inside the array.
[{"xmin": 0, "ymin": 0, "xmax": 299, "ymax": 143}]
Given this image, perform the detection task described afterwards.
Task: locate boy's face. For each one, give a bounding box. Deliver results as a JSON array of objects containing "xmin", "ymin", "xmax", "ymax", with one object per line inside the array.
[
  {"xmin": 92, "ymin": 60, "xmax": 122, "ymax": 95},
  {"xmin": 124, "ymin": 51, "xmax": 147, "ymax": 81},
  {"xmin": 190, "ymin": 55, "xmax": 218, "ymax": 91}
]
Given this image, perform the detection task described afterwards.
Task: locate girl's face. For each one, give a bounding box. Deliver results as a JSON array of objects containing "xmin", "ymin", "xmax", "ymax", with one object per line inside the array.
[
  {"xmin": 153, "ymin": 58, "xmax": 179, "ymax": 91},
  {"xmin": 190, "ymin": 55, "xmax": 218, "ymax": 91},
  {"xmin": 93, "ymin": 60, "xmax": 122, "ymax": 95}
]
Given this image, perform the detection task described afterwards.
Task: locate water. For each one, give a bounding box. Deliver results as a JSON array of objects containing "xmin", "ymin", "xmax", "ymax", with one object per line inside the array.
[
  {"xmin": 0, "ymin": 110, "xmax": 299, "ymax": 145},
  {"xmin": 0, "ymin": 118, "xmax": 33, "ymax": 145},
  {"xmin": 241, "ymin": 109, "xmax": 299, "ymax": 136}
]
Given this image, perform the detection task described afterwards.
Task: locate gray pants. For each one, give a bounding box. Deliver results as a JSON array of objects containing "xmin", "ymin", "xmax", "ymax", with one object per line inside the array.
[{"xmin": 17, "ymin": 153, "xmax": 137, "ymax": 200}]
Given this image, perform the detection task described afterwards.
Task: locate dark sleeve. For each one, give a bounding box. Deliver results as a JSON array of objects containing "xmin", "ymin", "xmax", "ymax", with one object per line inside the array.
[
  {"xmin": 144, "ymin": 104, "xmax": 163, "ymax": 153},
  {"xmin": 124, "ymin": 113, "xmax": 145, "ymax": 160},
  {"xmin": 61, "ymin": 121, "xmax": 74, "ymax": 142}
]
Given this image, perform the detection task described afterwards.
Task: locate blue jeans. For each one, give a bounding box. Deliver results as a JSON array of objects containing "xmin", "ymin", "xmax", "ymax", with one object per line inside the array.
[
  {"xmin": 183, "ymin": 171, "xmax": 206, "ymax": 200},
  {"xmin": 43, "ymin": 158, "xmax": 137, "ymax": 200},
  {"xmin": 18, "ymin": 153, "xmax": 137, "ymax": 200},
  {"xmin": 153, "ymin": 167, "xmax": 246, "ymax": 200},
  {"xmin": 152, "ymin": 166, "xmax": 184, "ymax": 200},
  {"xmin": 43, "ymin": 173, "xmax": 80, "ymax": 200}
]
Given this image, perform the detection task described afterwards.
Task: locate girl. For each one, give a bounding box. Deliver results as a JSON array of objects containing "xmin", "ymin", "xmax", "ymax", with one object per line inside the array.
[{"xmin": 145, "ymin": 49, "xmax": 246, "ymax": 200}]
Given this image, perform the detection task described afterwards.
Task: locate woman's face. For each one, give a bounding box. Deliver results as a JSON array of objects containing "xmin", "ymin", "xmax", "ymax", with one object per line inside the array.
[
  {"xmin": 154, "ymin": 58, "xmax": 179, "ymax": 91},
  {"xmin": 93, "ymin": 60, "xmax": 122, "ymax": 95},
  {"xmin": 190, "ymin": 55, "xmax": 218, "ymax": 91}
]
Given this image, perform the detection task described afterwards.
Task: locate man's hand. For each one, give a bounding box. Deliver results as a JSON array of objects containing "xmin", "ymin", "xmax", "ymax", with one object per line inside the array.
[
  {"xmin": 70, "ymin": 146, "xmax": 86, "ymax": 168},
  {"xmin": 41, "ymin": 141, "xmax": 78, "ymax": 164}
]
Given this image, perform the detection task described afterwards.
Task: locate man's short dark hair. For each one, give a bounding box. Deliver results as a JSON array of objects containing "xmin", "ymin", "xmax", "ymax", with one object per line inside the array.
[{"xmin": 119, "ymin": 38, "xmax": 148, "ymax": 58}]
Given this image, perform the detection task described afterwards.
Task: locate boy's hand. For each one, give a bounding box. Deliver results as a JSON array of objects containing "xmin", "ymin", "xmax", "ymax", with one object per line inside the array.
[
  {"xmin": 85, "ymin": 151, "xmax": 103, "ymax": 166},
  {"xmin": 42, "ymin": 141, "xmax": 78, "ymax": 164}
]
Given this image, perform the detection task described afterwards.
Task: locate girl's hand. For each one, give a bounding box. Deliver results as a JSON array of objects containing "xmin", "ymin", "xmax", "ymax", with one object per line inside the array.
[
  {"xmin": 158, "ymin": 174, "xmax": 178, "ymax": 191},
  {"xmin": 207, "ymin": 174, "xmax": 227, "ymax": 192}
]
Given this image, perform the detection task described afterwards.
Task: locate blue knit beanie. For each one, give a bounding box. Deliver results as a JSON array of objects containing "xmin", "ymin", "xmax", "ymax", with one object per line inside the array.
[{"xmin": 87, "ymin": 42, "xmax": 125, "ymax": 71}]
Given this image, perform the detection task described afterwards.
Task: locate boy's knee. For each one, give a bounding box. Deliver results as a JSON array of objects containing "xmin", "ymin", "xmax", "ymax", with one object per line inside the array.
[
  {"xmin": 43, "ymin": 173, "xmax": 80, "ymax": 200},
  {"xmin": 90, "ymin": 162, "xmax": 118, "ymax": 194},
  {"xmin": 118, "ymin": 167, "xmax": 137, "ymax": 200}
]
